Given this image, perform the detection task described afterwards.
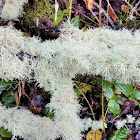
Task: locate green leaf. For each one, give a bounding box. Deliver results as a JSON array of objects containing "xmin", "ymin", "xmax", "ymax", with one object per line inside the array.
[
  {"xmin": 108, "ymin": 127, "xmax": 129, "ymax": 140},
  {"xmin": 71, "ymin": 16, "xmax": 80, "ymax": 28},
  {"xmin": 82, "ymin": 85, "xmax": 91, "ymax": 93},
  {"xmin": 75, "ymin": 83, "xmax": 82, "ymax": 96},
  {"xmin": 129, "ymin": 91, "xmax": 140, "ymax": 100},
  {"xmin": 103, "ymin": 81, "xmax": 115, "ymax": 99},
  {"xmin": 53, "ymin": 15, "xmax": 63, "ymax": 25},
  {"xmin": 48, "ymin": 14, "xmax": 55, "ymax": 19},
  {"xmin": 55, "ymin": 10, "xmax": 63, "ymax": 16},
  {"xmin": 91, "ymin": 80, "xmax": 96, "ymax": 86},
  {"xmin": 115, "ymin": 83, "xmax": 140, "ymax": 100},
  {"xmin": 62, "ymin": 9, "xmax": 69, "ymax": 14},
  {"xmin": 116, "ymin": 97, "xmax": 126, "ymax": 105},
  {"xmin": 44, "ymin": 106, "xmax": 54, "ymax": 119},
  {"xmin": 0, "ymin": 127, "xmax": 12, "ymax": 138},
  {"xmin": 2, "ymin": 89, "xmax": 15, "ymax": 107},
  {"xmin": 0, "ymin": 87, "xmax": 5, "ymax": 94},
  {"xmin": 0, "ymin": 80, "xmax": 14, "ymax": 88},
  {"xmin": 0, "ymin": 136, "xmax": 2, "ymax": 140},
  {"xmin": 115, "ymin": 83, "xmax": 133, "ymax": 94},
  {"xmin": 63, "ymin": 9, "xmax": 74, "ymax": 15},
  {"xmin": 75, "ymin": 88, "xmax": 81, "ymax": 96},
  {"xmin": 80, "ymin": 19, "xmax": 91, "ymax": 25},
  {"xmin": 108, "ymin": 99, "xmax": 121, "ymax": 117}
]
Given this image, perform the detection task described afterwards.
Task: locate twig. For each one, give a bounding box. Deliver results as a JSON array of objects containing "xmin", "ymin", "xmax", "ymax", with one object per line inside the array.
[
  {"xmin": 112, "ymin": 129, "xmax": 120, "ymax": 140},
  {"xmin": 0, "ymin": 0, "xmax": 5, "ymax": 14},
  {"xmin": 102, "ymin": 77, "xmax": 105, "ymax": 132},
  {"xmin": 124, "ymin": 0, "xmax": 140, "ymax": 16},
  {"xmin": 90, "ymin": 75, "xmax": 107, "ymax": 82},
  {"xmin": 21, "ymin": 88, "xmax": 41, "ymax": 115},
  {"xmin": 99, "ymin": 0, "xmax": 102, "ymax": 27},
  {"xmin": 68, "ymin": 0, "xmax": 72, "ymax": 22},
  {"xmin": 106, "ymin": 0, "xmax": 109, "ymax": 26},
  {"xmin": 126, "ymin": 1, "xmax": 140, "ymax": 21},
  {"xmin": 55, "ymin": 0, "xmax": 59, "ymax": 21},
  {"xmin": 104, "ymin": 106, "xmax": 109, "ymax": 120},
  {"xmin": 134, "ymin": 1, "xmax": 140, "ymax": 9},
  {"xmin": 93, "ymin": 1, "xmax": 116, "ymax": 29},
  {"xmin": 74, "ymin": 81, "xmax": 93, "ymax": 88},
  {"xmin": 106, "ymin": 0, "xmax": 127, "ymax": 29},
  {"xmin": 83, "ymin": 0, "xmax": 99, "ymax": 22}
]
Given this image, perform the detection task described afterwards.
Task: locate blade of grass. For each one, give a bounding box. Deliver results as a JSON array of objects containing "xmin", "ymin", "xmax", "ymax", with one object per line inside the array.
[
  {"xmin": 106, "ymin": 0, "xmax": 109, "ymax": 26},
  {"xmin": 102, "ymin": 77, "xmax": 105, "ymax": 132},
  {"xmin": 99, "ymin": 0, "xmax": 102, "ymax": 27},
  {"xmin": 124, "ymin": 0, "xmax": 140, "ymax": 16},
  {"xmin": 75, "ymin": 84, "xmax": 95, "ymax": 120},
  {"xmin": 69, "ymin": 0, "xmax": 72, "ymax": 22}
]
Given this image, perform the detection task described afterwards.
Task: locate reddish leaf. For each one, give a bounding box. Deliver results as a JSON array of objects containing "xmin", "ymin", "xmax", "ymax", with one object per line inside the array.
[
  {"xmin": 108, "ymin": 6, "xmax": 117, "ymax": 20},
  {"xmin": 86, "ymin": 0, "xmax": 94, "ymax": 10}
]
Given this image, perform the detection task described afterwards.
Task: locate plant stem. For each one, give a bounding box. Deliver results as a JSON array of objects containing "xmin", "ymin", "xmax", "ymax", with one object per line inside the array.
[
  {"xmin": 124, "ymin": 0, "xmax": 140, "ymax": 16},
  {"xmin": 82, "ymin": 92, "xmax": 96, "ymax": 120},
  {"xmin": 69, "ymin": 0, "xmax": 72, "ymax": 22},
  {"xmin": 106, "ymin": 0, "xmax": 109, "ymax": 26},
  {"xmin": 75, "ymin": 84, "xmax": 95, "ymax": 120},
  {"xmin": 99, "ymin": 0, "xmax": 102, "ymax": 27},
  {"xmin": 134, "ymin": 99, "xmax": 140, "ymax": 107},
  {"xmin": 102, "ymin": 77, "xmax": 105, "ymax": 132}
]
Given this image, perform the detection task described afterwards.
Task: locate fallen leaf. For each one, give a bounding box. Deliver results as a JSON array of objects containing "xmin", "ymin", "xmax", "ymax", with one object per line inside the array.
[
  {"xmin": 82, "ymin": 85, "xmax": 92, "ymax": 93},
  {"xmin": 15, "ymin": 91, "xmax": 20, "ymax": 106},
  {"xmin": 83, "ymin": 25, "xmax": 87, "ymax": 31},
  {"xmin": 86, "ymin": 130, "xmax": 102, "ymax": 140},
  {"xmin": 118, "ymin": 100, "xmax": 137, "ymax": 118},
  {"xmin": 108, "ymin": 5, "xmax": 117, "ymax": 20},
  {"xmin": 115, "ymin": 88, "xmax": 122, "ymax": 96},
  {"xmin": 86, "ymin": 0, "xmax": 94, "ymax": 10}
]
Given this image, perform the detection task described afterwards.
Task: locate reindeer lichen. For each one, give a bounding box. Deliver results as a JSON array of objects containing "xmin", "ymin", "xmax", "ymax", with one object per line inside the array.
[
  {"xmin": 0, "ymin": 23, "xmax": 139, "ymax": 140},
  {"xmin": 0, "ymin": 0, "xmax": 28, "ymax": 20}
]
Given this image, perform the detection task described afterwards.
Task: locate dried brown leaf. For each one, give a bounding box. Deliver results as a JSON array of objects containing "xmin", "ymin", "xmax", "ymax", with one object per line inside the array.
[
  {"xmin": 15, "ymin": 90, "xmax": 20, "ymax": 106},
  {"xmin": 86, "ymin": 130, "xmax": 102, "ymax": 140}
]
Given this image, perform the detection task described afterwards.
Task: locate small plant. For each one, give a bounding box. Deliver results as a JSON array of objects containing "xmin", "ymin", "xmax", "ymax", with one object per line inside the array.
[
  {"xmin": 2, "ymin": 89, "xmax": 15, "ymax": 108},
  {"xmin": 0, "ymin": 79, "xmax": 15, "ymax": 107},
  {"xmin": 25, "ymin": 0, "xmax": 54, "ymax": 26},
  {"xmin": 48, "ymin": 9, "xmax": 73, "ymax": 25},
  {"xmin": 0, "ymin": 127, "xmax": 12, "ymax": 138},
  {"xmin": 44, "ymin": 106, "xmax": 54, "ymax": 119},
  {"xmin": 108, "ymin": 127, "xmax": 130, "ymax": 140}
]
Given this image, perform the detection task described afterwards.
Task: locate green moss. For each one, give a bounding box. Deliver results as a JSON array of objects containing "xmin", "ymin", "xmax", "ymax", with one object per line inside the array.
[{"xmin": 24, "ymin": 0, "xmax": 54, "ymax": 26}]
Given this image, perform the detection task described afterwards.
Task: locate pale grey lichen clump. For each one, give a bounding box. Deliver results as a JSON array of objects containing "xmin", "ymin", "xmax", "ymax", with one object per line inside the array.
[
  {"xmin": 0, "ymin": 103, "xmax": 59, "ymax": 140},
  {"xmin": 82, "ymin": 118, "xmax": 107, "ymax": 131},
  {"xmin": 0, "ymin": 0, "xmax": 28, "ymax": 20},
  {"xmin": 0, "ymin": 22, "xmax": 140, "ymax": 139}
]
